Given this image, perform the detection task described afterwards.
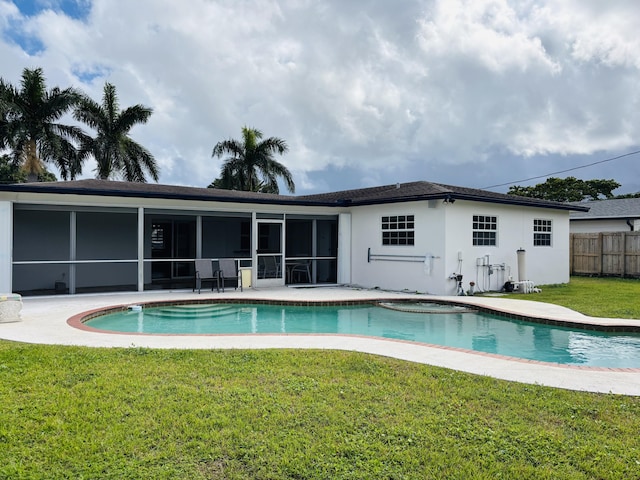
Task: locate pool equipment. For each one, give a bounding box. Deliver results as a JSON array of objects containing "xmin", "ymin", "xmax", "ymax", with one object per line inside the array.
[
  {"xmin": 449, "ymin": 273, "xmax": 466, "ymax": 295},
  {"xmin": 517, "ymin": 248, "xmax": 526, "ymax": 282}
]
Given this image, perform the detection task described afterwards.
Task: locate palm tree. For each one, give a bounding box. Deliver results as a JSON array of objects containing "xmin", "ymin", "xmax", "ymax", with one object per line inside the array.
[
  {"xmin": 0, "ymin": 93, "xmax": 9, "ymax": 149},
  {"xmin": 74, "ymin": 82, "xmax": 159, "ymax": 182},
  {"xmin": 0, "ymin": 67, "xmax": 85, "ymax": 180},
  {"xmin": 211, "ymin": 126, "xmax": 294, "ymax": 194}
]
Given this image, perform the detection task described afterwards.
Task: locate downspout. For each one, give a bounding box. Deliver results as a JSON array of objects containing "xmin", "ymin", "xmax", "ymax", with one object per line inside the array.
[{"xmin": 626, "ymin": 219, "xmax": 634, "ymax": 231}]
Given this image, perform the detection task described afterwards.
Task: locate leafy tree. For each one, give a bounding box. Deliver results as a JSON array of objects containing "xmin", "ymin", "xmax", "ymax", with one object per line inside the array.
[
  {"xmin": 74, "ymin": 82, "xmax": 159, "ymax": 182},
  {"xmin": 580, "ymin": 178, "xmax": 621, "ymax": 200},
  {"xmin": 38, "ymin": 169, "xmax": 57, "ymax": 182},
  {"xmin": 507, "ymin": 177, "xmax": 620, "ymax": 202},
  {"xmin": 0, "ymin": 154, "xmax": 25, "ymax": 183},
  {"xmin": 210, "ymin": 126, "xmax": 294, "ymax": 194},
  {"xmin": 613, "ymin": 192, "xmax": 640, "ymax": 199},
  {"xmin": 0, "ymin": 101, "xmax": 8, "ymax": 150},
  {"xmin": 0, "ymin": 154, "xmax": 56, "ymax": 184},
  {"xmin": 0, "ymin": 67, "xmax": 85, "ymax": 180}
]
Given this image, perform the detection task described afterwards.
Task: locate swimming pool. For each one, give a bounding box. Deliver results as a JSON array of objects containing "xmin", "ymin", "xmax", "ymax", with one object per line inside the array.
[{"xmin": 83, "ymin": 302, "xmax": 640, "ymax": 368}]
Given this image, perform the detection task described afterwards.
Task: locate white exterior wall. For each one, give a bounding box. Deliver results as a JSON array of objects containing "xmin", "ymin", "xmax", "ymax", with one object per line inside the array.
[
  {"xmin": 337, "ymin": 213, "xmax": 352, "ymax": 284},
  {"xmin": 349, "ymin": 199, "xmax": 571, "ymax": 295},
  {"xmin": 350, "ymin": 200, "xmax": 447, "ymax": 293},
  {"xmin": 443, "ymin": 201, "xmax": 570, "ymax": 293},
  {"xmin": 570, "ymin": 219, "xmax": 633, "ymax": 233},
  {"xmin": 0, "ymin": 201, "xmax": 12, "ymax": 292}
]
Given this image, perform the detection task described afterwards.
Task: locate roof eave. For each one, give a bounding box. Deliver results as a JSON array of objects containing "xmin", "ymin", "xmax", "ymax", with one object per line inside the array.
[
  {"xmin": 0, "ymin": 184, "xmax": 334, "ymax": 207},
  {"xmin": 346, "ymin": 193, "xmax": 587, "ymax": 211},
  {"xmin": 450, "ymin": 193, "xmax": 590, "ymax": 211},
  {"xmin": 571, "ymin": 215, "xmax": 640, "ymax": 220}
]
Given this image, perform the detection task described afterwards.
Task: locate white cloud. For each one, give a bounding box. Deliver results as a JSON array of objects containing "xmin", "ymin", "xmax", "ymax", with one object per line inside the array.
[
  {"xmin": 535, "ymin": 0, "xmax": 640, "ymax": 69},
  {"xmin": 0, "ymin": 1, "xmax": 19, "ymax": 25},
  {"xmin": 417, "ymin": 0, "xmax": 561, "ymax": 74},
  {"xmin": 1, "ymin": 0, "xmax": 639, "ymax": 194}
]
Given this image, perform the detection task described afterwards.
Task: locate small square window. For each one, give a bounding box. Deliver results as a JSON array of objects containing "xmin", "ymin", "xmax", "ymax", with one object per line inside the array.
[
  {"xmin": 381, "ymin": 214, "xmax": 415, "ymax": 246},
  {"xmin": 533, "ymin": 219, "xmax": 552, "ymax": 246},
  {"xmin": 473, "ymin": 215, "xmax": 497, "ymax": 246}
]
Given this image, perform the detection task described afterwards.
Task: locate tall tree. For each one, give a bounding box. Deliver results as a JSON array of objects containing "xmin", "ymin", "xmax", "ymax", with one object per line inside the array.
[
  {"xmin": 507, "ymin": 177, "xmax": 620, "ymax": 202},
  {"xmin": 211, "ymin": 126, "xmax": 294, "ymax": 194},
  {"xmin": 613, "ymin": 192, "xmax": 640, "ymax": 199},
  {"xmin": 74, "ymin": 82, "xmax": 159, "ymax": 182},
  {"xmin": 0, "ymin": 154, "xmax": 57, "ymax": 184},
  {"xmin": 0, "ymin": 99, "xmax": 8, "ymax": 151},
  {"xmin": 0, "ymin": 154, "xmax": 26, "ymax": 183},
  {"xmin": 0, "ymin": 68, "xmax": 85, "ymax": 180}
]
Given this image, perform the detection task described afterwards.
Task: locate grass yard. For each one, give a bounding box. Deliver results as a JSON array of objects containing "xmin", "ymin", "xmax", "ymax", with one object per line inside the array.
[
  {"xmin": 2, "ymin": 277, "xmax": 640, "ymax": 478},
  {"xmin": 497, "ymin": 276, "xmax": 640, "ymax": 319},
  {"xmin": 1, "ymin": 343, "xmax": 640, "ymax": 479}
]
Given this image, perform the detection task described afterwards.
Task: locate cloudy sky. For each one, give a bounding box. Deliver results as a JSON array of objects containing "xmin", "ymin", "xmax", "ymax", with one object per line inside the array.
[{"xmin": 1, "ymin": 0, "xmax": 639, "ymax": 195}]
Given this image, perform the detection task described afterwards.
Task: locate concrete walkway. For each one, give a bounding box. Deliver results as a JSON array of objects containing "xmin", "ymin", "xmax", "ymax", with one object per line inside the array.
[{"xmin": 1, "ymin": 286, "xmax": 639, "ymax": 396}]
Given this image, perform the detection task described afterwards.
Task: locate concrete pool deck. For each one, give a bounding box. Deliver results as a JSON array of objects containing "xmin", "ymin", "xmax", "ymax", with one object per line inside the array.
[{"xmin": 1, "ymin": 286, "xmax": 639, "ymax": 396}]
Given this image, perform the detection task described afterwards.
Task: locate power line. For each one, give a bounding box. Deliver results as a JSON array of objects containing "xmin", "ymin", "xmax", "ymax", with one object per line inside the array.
[{"xmin": 483, "ymin": 149, "xmax": 640, "ymax": 189}]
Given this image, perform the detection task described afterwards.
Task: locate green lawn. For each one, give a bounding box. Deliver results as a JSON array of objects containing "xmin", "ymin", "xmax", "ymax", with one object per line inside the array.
[
  {"xmin": 1, "ymin": 343, "xmax": 639, "ymax": 479},
  {"xmin": 2, "ymin": 277, "xmax": 640, "ymax": 478},
  {"xmin": 497, "ymin": 276, "xmax": 640, "ymax": 319}
]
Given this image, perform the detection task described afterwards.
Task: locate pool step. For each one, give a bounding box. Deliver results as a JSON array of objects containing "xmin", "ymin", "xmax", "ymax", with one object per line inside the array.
[
  {"xmin": 379, "ymin": 302, "xmax": 477, "ymax": 314},
  {"xmin": 144, "ymin": 304, "xmax": 240, "ymax": 319}
]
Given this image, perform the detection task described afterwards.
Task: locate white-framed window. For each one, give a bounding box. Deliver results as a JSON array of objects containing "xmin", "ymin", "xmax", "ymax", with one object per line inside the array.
[
  {"xmin": 533, "ymin": 219, "xmax": 552, "ymax": 246},
  {"xmin": 382, "ymin": 215, "xmax": 415, "ymax": 245},
  {"xmin": 472, "ymin": 215, "xmax": 497, "ymax": 246}
]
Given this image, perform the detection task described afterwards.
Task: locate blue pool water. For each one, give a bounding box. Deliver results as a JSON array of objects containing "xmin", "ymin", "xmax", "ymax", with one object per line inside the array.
[{"xmin": 85, "ymin": 303, "xmax": 640, "ymax": 368}]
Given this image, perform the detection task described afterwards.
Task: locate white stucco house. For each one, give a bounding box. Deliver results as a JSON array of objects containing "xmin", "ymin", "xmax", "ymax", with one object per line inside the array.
[
  {"xmin": 0, "ymin": 179, "xmax": 588, "ymax": 296},
  {"xmin": 570, "ymin": 198, "xmax": 640, "ymax": 233}
]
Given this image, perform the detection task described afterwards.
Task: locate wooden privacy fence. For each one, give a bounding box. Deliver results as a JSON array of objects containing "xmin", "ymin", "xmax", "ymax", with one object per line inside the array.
[{"xmin": 571, "ymin": 232, "xmax": 640, "ymax": 277}]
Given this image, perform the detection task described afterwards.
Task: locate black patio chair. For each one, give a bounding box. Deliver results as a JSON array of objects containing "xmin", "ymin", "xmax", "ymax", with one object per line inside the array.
[
  {"xmin": 194, "ymin": 259, "xmax": 216, "ymax": 293},
  {"xmin": 217, "ymin": 258, "xmax": 243, "ymax": 292}
]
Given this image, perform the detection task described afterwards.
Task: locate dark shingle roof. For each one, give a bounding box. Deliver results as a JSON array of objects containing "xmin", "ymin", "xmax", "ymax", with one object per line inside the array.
[
  {"xmin": 0, "ymin": 179, "xmax": 588, "ymax": 211},
  {"xmin": 0, "ymin": 179, "xmax": 313, "ymax": 205},
  {"xmin": 299, "ymin": 181, "xmax": 587, "ymax": 211},
  {"xmin": 570, "ymin": 198, "xmax": 640, "ymax": 219}
]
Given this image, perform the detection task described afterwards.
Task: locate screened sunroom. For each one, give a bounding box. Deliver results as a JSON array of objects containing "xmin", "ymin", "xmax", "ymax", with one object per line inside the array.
[{"xmin": 11, "ymin": 204, "xmax": 338, "ymax": 296}]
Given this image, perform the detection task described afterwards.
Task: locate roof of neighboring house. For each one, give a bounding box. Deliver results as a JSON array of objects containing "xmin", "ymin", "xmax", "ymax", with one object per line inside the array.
[
  {"xmin": 0, "ymin": 179, "xmax": 588, "ymax": 211},
  {"xmin": 569, "ymin": 198, "xmax": 640, "ymax": 220}
]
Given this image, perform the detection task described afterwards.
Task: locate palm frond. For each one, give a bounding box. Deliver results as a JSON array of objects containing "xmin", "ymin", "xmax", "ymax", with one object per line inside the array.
[
  {"xmin": 73, "ymin": 81, "xmax": 158, "ymax": 182},
  {"xmin": 116, "ymin": 104, "xmax": 152, "ymax": 132},
  {"xmin": 122, "ymin": 138, "xmax": 159, "ymax": 182}
]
